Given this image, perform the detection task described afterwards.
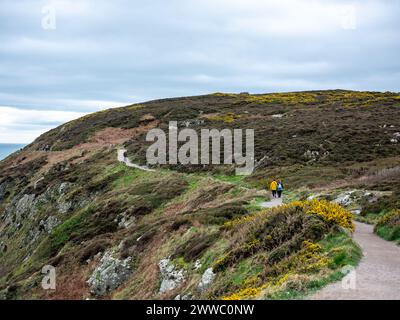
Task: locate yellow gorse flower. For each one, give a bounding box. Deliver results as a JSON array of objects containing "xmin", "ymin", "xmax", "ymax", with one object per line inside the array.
[
  {"xmin": 224, "ymin": 199, "xmax": 354, "ymax": 231},
  {"xmin": 303, "ymin": 199, "xmax": 354, "ymax": 231}
]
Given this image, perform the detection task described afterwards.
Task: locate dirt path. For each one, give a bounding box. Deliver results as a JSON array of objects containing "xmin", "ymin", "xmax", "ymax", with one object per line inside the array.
[
  {"xmin": 117, "ymin": 148, "xmax": 155, "ymax": 172},
  {"xmin": 310, "ymin": 221, "xmax": 400, "ymax": 300},
  {"xmin": 259, "ymin": 197, "xmax": 283, "ymax": 208},
  {"xmin": 117, "ymin": 155, "xmax": 400, "ymax": 299},
  {"xmin": 259, "ymin": 197, "xmax": 400, "ymax": 300}
]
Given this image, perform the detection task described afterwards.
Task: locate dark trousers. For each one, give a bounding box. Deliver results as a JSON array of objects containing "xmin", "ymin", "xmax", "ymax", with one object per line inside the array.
[
  {"xmin": 272, "ymin": 190, "xmax": 277, "ymax": 198},
  {"xmin": 277, "ymin": 190, "xmax": 282, "ymax": 198}
]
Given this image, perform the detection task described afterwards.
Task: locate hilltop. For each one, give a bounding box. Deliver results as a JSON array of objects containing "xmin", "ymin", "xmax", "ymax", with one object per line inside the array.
[{"xmin": 0, "ymin": 90, "xmax": 399, "ymax": 299}]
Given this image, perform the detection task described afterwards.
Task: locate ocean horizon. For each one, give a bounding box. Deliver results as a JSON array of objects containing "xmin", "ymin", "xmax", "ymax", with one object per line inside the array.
[{"xmin": 0, "ymin": 143, "xmax": 26, "ymax": 161}]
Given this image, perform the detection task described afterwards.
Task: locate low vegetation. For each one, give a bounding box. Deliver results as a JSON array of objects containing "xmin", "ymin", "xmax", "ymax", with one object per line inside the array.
[
  {"xmin": 212, "ymin": 201, "xmax": 359, "ymax": 300},
  {"xmin": 0, "ymin": 90, "xmax": 398, "ymax": 300},
  {"xmin": 374, "ymin": 210, "xmax": 400, "ymax": 244}
]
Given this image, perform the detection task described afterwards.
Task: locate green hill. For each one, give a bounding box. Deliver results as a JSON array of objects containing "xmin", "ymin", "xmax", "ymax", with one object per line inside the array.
[{"xmin": 0, "ymin": 90, "xmax": 399, "ymax": 299}]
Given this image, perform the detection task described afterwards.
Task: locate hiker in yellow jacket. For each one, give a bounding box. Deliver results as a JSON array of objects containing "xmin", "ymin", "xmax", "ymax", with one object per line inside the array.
[{"xmin": 270, "ymin": 179, "xmax": 278, "ymax": 198}]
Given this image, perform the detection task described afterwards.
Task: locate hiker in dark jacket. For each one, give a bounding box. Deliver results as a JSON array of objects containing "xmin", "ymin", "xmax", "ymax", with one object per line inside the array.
[{"xmin": 277, "ymin": 180, "xmax": 284, "ymax": 198}]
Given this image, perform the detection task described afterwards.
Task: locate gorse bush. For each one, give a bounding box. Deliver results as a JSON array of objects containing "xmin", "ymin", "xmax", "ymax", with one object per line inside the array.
[
  {"xmin": 221, "ymin": 240, "xmax": 331, "ymax": 300},
  {"xmin": 219, "ymin": 200, "xmax": 354, "ymax": 272},
  {"xmin": 300, "ymin": 200, "xmax": 354, "ymax": 231},
  {"xmin": 208, "ymin": 112, "xmax": 242, "ymax": 123},
  {"xmin": 225, "ymin": 199, "xmax": 354, "ymax": 232},
  {"xmin": 209, "ymin": 199, "xmax": 357, "ymax": 300}
]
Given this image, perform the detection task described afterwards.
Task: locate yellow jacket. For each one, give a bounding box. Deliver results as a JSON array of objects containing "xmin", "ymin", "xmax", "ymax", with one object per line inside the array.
[{"xmin": 270, "ymin": 181, "xmax": 278, "ymax": 191}]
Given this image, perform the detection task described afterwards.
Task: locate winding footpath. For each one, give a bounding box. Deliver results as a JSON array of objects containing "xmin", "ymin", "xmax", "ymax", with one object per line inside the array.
[
  {"xmin": 259, "ymin": 197, "xmax": 283, "ymax": 208},
  {"xmin": 310, "ymin": 222, "xmax": 400, "ymax": 300},
  {"xmin": 260, "ymin": 197, "xmax": 400, "ymax": 300},
  {"xmin": 118, "ymin": 150, "xmax": 400, "ymax": 300},
  {"xmin": 117, "ymin": 148, "xmax": 155, "ymax": 172}
]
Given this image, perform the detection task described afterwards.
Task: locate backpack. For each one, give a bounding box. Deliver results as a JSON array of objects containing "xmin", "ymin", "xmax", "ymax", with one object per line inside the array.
[{"xmin": 277, "ymin": 183, "xmax": 284, "ymax": 191}]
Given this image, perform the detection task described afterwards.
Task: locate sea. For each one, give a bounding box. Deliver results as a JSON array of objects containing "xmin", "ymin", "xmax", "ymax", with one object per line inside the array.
[{"xmin": 0, "ymin": 143, "xmax": 26, "ymax": 161}]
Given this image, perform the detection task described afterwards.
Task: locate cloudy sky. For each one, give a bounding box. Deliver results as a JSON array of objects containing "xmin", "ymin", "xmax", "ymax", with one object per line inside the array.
[{"xmin": 1, "ymin": 0, "xmax": 400, "ymax": 143}]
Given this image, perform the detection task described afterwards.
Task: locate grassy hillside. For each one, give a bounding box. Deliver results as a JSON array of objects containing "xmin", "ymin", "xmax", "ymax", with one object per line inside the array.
[{"xmin": 0, "ymin": 90, "xmax": 399, "ymax": 299}]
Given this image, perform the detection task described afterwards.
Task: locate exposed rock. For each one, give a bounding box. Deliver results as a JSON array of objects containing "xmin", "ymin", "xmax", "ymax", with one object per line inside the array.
[
  {"xmin": 31, "ymin": 182, "xmax": 72, "ymax": 204},
  {"xmin": 14, "ymin": 194, "xmax": 36, "ymax": 226},
  {"xmin": 57, "ymin": 201, "xmax": 73, "ymax": 214},
  {"xmin": 27, "ymin": 228, "xmax": 41, "ymax": 245},
  {"xmin": 0, "ymin": 241, "xmax": 7, "ymax": 253},
  {"xmin": 174, "ymin": 293, "xmax": 193, "ymax": 300},
  {"xmin": 303, "ymin": 150, "xmax": 320, "ymax": 161},
  {"xmin": 58, "ymin": 182, "xmax": 73, "ymax": 195},
  {"xmin": 39, "ymin": 216, "xmax": 60, "ymax": 234},
  {"xmin": 334, "ymin": 192, "xmax": 353, "ymax": 206},
  {"xmin": 158, "ymin": 258, "xmax": 186, "ymax": 294},
  {"xmin": 87, "ymin": 250, "xmax": 133, "ymax": 297},
  {"xmin": 25, "ymin": 216, "xmax": 61, "ymax": 245},
  {"xmin": 116, "ymin": 211, "xmax": 136, "ymax": 229},
  {"xmin": 38, "ymin": 144, "xmax": 51, "ymax": 151},
  {"xmin": 197, "ymin": 267, "xmax": 216, "ymax": 293},
  {"xmin": 333, "ymin": 190, "xmax": 372, "ymax": 207},
  {"xmin": 271, "ymin": 114, "xmax": 284, "ymax": 118},
  {"xmin": 308, "ymin": 189, "xmax": 391, "ymax": 216},
  {"xmin": 35, "ymin": 182, "xmax": 73, "ymax": 214},
  {"xmin": 179, "ymin": 119, "xmax": 205, "ymax": 128},
  {"xmin": 0, "ymin": 181, "xmax": 12, "ymax": 201},
  {"xmin": 194, "ymin": 260, "xmax": 202, "ymax": 270}
]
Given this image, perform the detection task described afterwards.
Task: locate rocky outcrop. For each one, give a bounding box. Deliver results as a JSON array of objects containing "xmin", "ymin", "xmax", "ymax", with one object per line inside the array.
[
  {"xmin": 391, "ymin": 132, "xmax": 400, "ymax": 143},
  {"xmin": 333, "ymin": 191, "xmax": 363, "ymax": 207},
  {"xmin": 116, "ymin": 211, "xmax": 136, "ymax": 229},
  {"xmin": 87, "ymin": 250, "xmax": 133, "ymax": 297},
  {"xmin": 179, "ymin": 119, "xmax": 205, "ymax": 127},
  {"xmin": 0, "ymin": 181, "xmax": 75, "ymax": 238},
  {"xmin": 13, "ymin": 194, "xmax": 36, "ymax": 228},
  {"xmin": 38, "ymin": 182, "xmax": 73, "ymax": 214},
  {"xmin": 39, "ymin": 216, "xmax": 60, "ymax": 234},
  {"xmin": 194, "ymin": 260, "xmax": 202, "ymax": 270},
  {"xmin": 197, "ymin": 268, "xmax": 216, "ymax": 293},
  {"xmin": 303, "ymin": 150, "xmax": 320, "ymax": 161},
  {"xmin": 0, "ymin": 241, "xmax": 7, "ymax": 253},
  {"xmin": 158, "ymin": 258, "xmax": 186, "ymax": 294},
  {"xmin": 174, "ymin": 293, "xmax": 193, "ymax": 300},
  {"xmin": 0, "ymin": 180, "xmax": 12, "ymax": 201},
  {"xmin": 308, "ymin": 189, "xmax": 392, "ymax": 216}
]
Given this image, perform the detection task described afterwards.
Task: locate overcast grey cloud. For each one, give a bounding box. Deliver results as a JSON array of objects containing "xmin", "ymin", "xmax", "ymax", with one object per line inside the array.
[{"xmin": 1, "ymin": 0, "xmax": 400, "ymax": 143}]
